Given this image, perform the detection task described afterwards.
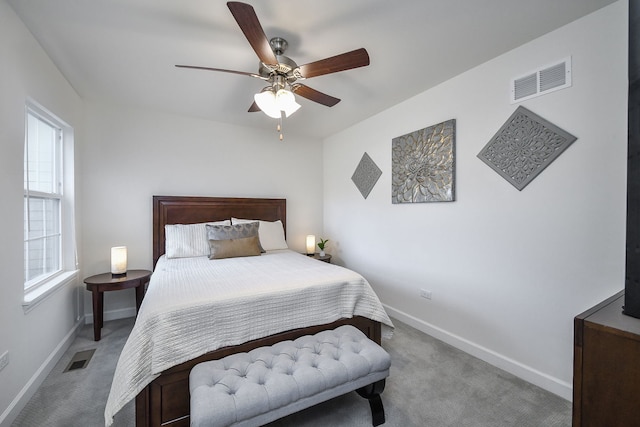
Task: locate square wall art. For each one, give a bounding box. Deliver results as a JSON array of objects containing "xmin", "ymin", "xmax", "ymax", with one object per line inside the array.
[
  {"xmin": 477, "ymin": 106, "xmax": 577, "ymax": 191},
  {"xmin": 392, "ymin": 119, "xmax": 456, "ymax": 203},
  {"xmin": 351, "ymin": 152, "xmax": 382, "ymax": 199}
]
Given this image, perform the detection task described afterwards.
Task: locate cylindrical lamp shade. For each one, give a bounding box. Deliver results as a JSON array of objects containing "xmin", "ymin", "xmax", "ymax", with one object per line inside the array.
[
  {"xmin": 306, "ymin": 235, "xmax": 316, "ymax": 255},
  {"xmin": 111, "ymin": 246, "xmax": 127, "ymax": 275}
]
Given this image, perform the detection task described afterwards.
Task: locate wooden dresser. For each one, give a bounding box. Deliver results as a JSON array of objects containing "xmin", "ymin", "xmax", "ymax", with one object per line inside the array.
[{"xmin": 573, "ymin": 291, "xmax": 640, "ymax": 426}]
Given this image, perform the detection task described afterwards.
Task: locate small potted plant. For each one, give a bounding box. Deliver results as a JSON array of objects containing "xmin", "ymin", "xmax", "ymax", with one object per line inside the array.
[{"xmin": 317, "ymin": 238, "xmax": 329, "ymax": 257}]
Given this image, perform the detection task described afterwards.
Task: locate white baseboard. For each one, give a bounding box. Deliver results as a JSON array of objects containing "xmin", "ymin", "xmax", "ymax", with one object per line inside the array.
[
  {"xmin": 0, "ymin": 316, "xmax": 85, "ymax": 427},
  {"xmin": 383, "ymin": 304, "xmax": 573, "ymax": 401},
  {"xmin": 84, "ymin": 306, "xmax": 136, "ymax": 325}
]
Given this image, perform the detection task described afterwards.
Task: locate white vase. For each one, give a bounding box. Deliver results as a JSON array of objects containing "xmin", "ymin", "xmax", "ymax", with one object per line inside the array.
[{"xmin": 319, "ymin": 250, "xmax": 325, "ymax": 257}]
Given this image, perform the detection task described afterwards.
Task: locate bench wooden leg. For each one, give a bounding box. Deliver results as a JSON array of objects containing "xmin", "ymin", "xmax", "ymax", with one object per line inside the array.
[{"xmin": 357, "ymin": 379, "xmax": 386, "ymax": 426}]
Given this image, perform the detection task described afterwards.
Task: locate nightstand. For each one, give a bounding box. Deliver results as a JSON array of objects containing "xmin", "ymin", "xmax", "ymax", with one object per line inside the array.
[
  {"xmin": 84, "ymin": 269, "xmax": 151, "ymax": 341},
  {"xmin": 309, "ymin": 253, "xmax": 331, "ymax": 263}
]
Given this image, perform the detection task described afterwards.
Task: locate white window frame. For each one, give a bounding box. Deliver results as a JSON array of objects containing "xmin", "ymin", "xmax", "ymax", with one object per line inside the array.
[{"xmin": 23, "ymin": 100, "xmax": 77, "ymax": 311}]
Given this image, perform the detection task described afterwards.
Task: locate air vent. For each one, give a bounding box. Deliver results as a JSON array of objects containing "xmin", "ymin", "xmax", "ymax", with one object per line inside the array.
[
  {"xmin": 63, "ymin": 349, "xmax": 95, "ymax": 372},
  {"xmin": 511, "ymin": 57, "xmax": 572, "ymax": 103}
]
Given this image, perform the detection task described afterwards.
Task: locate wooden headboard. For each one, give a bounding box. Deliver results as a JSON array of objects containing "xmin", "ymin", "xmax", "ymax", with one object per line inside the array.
[{"xmin": 152, "ymin": 196, "xmax": 287, "ymax": 267}]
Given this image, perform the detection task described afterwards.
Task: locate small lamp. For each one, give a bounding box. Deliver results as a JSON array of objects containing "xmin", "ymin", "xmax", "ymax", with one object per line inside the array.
[
  {"xmin": 111, "ymin": 246, "xmax": 127, "ymax": 277},
  {"xmin": 306, "ymin": 235, "xmax": 316, "ymax": 255}
]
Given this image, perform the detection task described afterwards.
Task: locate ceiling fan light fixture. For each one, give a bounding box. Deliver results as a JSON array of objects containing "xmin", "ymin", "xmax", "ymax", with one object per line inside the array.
[
  {"xmin": 254, "ymin": 88, "xmax": 281, "ymax": 119},
  {"xmin": 276, "ymin": 89, "xmax": 301, "ymax": 117},
  {"xmin": 255, "ymin": 86, "xmax": 301, "ymax": 119}
]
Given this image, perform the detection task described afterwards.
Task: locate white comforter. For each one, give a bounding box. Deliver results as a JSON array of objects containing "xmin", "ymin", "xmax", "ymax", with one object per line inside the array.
[{"xmin": 104, "ymin": 250, "xmax": 393, "ymax": 425}]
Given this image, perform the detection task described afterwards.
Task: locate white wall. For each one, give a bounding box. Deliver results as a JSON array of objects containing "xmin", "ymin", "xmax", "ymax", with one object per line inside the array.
[
  {"xmin": 323, "ymin": 1, "xmax": 627, "ymax": 400},
  {"xmin": 0, "ymin": 2, "xmax": 84, "ymax": 425},
  {"xmin": 79, "ymin": 103, "xmax": 324, "ymax": 318}
]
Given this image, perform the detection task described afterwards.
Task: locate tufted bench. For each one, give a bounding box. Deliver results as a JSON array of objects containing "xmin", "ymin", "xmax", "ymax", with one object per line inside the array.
[{"xmin": 190, "ymin": 325, "xmax": 391, "ymax": 427}]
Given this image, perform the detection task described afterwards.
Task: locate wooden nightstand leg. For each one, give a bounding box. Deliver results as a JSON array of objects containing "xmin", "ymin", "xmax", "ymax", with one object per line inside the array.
[
  {"xmin": 135, "ymin": 280, "xmax": 145, "ymax": 314},
  {"xmin": 92, "ymin": 290, "xmax": 103, "ymax": 341}
]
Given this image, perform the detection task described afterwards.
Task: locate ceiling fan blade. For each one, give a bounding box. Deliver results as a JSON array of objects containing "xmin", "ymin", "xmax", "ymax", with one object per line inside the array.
[
  {"xmin": 248, "ymin": 101, "xmax": 261, "ymax": 112},
  {"xmin": 227, "ymin": 2, "xmax": 278, "ymax": 66},
  {"xmin": 297, "ymin": 48, "xmax": 370, "ymax": 79},
  {"xmin": 292, "ymin": 84, "xmax": 341, "ymax": 107},
  {"xmin": 175, "ymin": 64, "xmax": 267, "ymax": 80}
]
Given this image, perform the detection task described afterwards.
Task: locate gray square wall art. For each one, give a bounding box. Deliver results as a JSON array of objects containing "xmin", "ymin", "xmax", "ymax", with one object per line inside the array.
[
  {"xmin": 477, "ymin": 106, "xmax": 577, "ymax": 191},
  {"xmin": 392, "ymin": 119, "xmax": 456, "ymax": 203},
  {"xmin": 351, "ymin": 152, "xmax": 382, "ymax": 199}
]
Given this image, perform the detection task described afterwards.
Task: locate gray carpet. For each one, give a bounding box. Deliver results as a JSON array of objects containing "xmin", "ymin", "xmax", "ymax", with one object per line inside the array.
[{"xmin": 12, "ymin": 317, "xmax": 571, "ymax": 427}]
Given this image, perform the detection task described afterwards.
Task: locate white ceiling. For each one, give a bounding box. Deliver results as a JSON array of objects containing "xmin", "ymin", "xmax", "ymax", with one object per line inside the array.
[{"xmin": 8, "ymin": 0, "xmax": 616, "ymax": 139}]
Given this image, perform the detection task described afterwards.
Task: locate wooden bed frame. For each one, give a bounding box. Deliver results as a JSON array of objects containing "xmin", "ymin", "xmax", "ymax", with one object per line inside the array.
[{"xmin": 134, "ymin": 196, "xmax": 382, "ymax": 427}]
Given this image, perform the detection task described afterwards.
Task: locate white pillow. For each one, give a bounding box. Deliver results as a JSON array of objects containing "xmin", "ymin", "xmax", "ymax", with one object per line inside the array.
[
  {"xmin": 231, "ymin": 218, "xmax": 288, "ymax": 251},
  {"xmin": 165, "ymin": 220, "xmax": 231, "ymax": 258}
]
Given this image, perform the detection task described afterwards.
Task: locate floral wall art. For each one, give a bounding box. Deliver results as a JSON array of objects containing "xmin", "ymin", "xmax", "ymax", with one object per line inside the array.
[{"xmin": 392, "ymin": 119, "xmax": 456, "ymax": 203}]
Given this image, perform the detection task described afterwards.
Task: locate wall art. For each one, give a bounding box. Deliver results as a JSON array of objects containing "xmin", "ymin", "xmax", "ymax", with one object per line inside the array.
[
  {"xmin": 392, "ymin": 119, "xmax": 456, "ymax": 203},
  {"xmin": 351, "ymin": 152, "xmax": 382, "ymax": 199},
  {"xmin": 477, "ymin": 106, "xmax": 577, "ymax": 191}
]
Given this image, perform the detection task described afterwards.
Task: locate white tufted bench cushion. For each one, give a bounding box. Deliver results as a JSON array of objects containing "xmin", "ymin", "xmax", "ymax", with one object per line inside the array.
[{"xmin": 190, "ymin": 325, "xmax": 391, "ymax": 427}]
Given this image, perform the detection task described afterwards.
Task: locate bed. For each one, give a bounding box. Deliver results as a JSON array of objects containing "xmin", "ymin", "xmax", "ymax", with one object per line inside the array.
[{"xmin": 104, "ymin": 196, "xmax": 393, "ymax": 427}]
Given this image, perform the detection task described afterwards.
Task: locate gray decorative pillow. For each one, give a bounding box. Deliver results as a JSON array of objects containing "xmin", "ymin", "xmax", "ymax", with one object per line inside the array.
[
  {"xmin": 206, "ymin": 222, "xmax": 265, "ymax": 252},
  {"xmin": 208, "ymin": 236, "xmax": 262, "ymax": 259}
]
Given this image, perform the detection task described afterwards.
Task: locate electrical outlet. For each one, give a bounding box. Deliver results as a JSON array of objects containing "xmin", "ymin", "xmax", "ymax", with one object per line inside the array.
[
  {"xmin": 420, "ymin": 289, "xmax": 432, "ymax": 300},
  {"xmin": 0, "ymin": 351, "xmax": 8, "ymax": 372}
]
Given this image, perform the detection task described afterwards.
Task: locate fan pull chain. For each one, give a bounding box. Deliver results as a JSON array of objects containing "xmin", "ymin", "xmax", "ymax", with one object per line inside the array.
[{"xmin": 278, "ymin": 114, "xmax": 284, "ymax": 140}]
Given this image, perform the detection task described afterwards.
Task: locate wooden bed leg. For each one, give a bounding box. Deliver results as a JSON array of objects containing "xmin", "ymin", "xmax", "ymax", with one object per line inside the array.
[{"xmin": 356, "ymin": 379, "xmax": 386, "ymax": 426}]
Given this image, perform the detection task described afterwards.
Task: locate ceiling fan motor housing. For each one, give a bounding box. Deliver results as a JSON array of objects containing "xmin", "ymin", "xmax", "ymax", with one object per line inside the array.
[
  {"xmin": 259, "ymin": 38, "xmax": 301, "ymax": 86},
  {"xmin": 259, "ymin": 55, "xmax": 299, "ymax": 78}
]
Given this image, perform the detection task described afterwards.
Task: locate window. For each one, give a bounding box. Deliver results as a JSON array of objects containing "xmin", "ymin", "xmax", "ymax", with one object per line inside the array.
[{"xmin": 23, "ymin": 102, "xmax": 75, "ymax": 295}]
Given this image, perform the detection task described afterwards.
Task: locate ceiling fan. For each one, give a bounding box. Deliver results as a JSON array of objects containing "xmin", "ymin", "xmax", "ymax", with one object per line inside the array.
[{"xmin": 175, "ymin": 1, "xmax": 370, "ymax": 138}]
